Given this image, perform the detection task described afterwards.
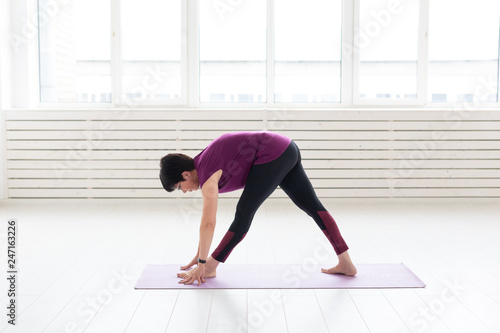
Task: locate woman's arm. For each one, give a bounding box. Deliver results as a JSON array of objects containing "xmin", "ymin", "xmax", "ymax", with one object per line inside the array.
[
  {"xmin": 178, "ymin": 169, "xmax": 221, "ymax": 285},
  {"xmin": 198, "ymin": 169, "xmax": 222, "ymax": 261}
]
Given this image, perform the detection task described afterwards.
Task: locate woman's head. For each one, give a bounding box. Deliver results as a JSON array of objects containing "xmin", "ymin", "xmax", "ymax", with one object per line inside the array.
[{"xmin": 159, "ymin": 153, "xmax": 199, "ymax": 193}]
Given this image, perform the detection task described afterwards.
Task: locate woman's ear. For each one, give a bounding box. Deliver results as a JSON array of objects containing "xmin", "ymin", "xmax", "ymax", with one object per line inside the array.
[{"xmin": 182, "ymin": 171, "xmax": 190, "ymax": 180}]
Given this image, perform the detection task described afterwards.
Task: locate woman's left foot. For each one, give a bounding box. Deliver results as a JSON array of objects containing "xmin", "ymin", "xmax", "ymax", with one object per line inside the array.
[
  {"xmin": 321, "ymin": 251, "xmax": 357, "ymax": 276},
  {"xmin": 321, "ymin": 262, "xmax": 357, "ymax": 276}
]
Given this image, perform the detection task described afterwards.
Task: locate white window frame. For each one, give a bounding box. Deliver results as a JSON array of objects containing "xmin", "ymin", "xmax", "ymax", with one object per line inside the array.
[
  {"xmin": 422, "ymin": 0, "xmax": 500, "ymax": 110},
  {"xmin": 352, "ymin": 0, "xmax": 428, "ymax": 107},
  {"xmin": 194, "ymin": 0, "xmax": 348, "ymax": 109},
  {"xmin": 20, "ymin": 0, "xmax": 500, "ymax": 109},
  {"xmin": 111, "ymin": 0, "xmax": 188, "ymax": 107}
]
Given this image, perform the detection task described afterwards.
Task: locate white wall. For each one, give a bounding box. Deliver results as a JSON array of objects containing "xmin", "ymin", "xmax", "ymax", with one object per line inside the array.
[
  {"xmin": 3, "ymin": 108, "xmax": 500, "ymax": 199},
  {"xmin": 8, "ymin": 0, "xmax": 38, "ymax": 109},
  {"xmin": 0, "ymin": 85, "xmax": 4, "ymax": 199},
  {"xmin": 0, "ymin": 64, "xmax": 4, "ymax": 199},
  {"xmin": 0, "ymin": 0, "xmax": 12, "ymax": 199}
]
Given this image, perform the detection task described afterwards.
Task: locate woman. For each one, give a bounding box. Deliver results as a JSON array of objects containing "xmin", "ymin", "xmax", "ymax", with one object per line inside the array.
[{"xmin": 160, "ymin": 131, "xmax": 357, "ymax": 286}]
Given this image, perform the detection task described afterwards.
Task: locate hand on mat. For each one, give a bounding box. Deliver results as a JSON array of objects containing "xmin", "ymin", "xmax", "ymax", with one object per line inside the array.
[
  {"xmin": 177, "ymin": 265, "xmax": 206, "ymax": 286},
  {"xmin": 180, "ymin": 256, "xmax": 198, "ymax": 271}
]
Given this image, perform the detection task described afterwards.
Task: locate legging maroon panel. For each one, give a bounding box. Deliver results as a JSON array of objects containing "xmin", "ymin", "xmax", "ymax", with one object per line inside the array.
[{"xmin": 211, "ymin": 141, "xmax": 349, "ymax": 263}]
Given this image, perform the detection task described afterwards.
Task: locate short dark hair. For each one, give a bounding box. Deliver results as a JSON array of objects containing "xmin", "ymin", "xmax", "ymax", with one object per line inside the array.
[{"xmin": 159, "ymin": 153, "xmax": 195, "ymax": 192}]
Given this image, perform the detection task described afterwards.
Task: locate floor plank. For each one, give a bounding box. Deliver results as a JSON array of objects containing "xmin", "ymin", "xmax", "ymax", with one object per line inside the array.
[
  {"xmin": 164, "ymin": 290, "xmax": 213, "ymax": 333},
  {"xmin": 124, "ymin": 291, "xmax": 178, "ymax": 333},
  {"xmin": 314, "ymin": 289, "xmax": 369, "ymax": 333}
]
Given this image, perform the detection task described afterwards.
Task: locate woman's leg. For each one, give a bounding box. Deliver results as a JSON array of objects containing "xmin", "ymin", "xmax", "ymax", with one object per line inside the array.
[
  {"xmin": 279, "ymin": 143, "xmax": 356, "ymax": 275},
  {"xmin": 210, "ymin": 142, "xmax": 300, "ymax": 263}
]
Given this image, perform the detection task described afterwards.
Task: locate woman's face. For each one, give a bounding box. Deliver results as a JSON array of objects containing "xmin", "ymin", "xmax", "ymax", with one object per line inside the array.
[{"xmin": 175, "ymin": 171, "xmax": 199, "ymax": 193}]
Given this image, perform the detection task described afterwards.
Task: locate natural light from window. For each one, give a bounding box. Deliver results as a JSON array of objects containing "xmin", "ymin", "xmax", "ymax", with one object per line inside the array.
[{"xmin": 37, "ymin": 0, "xmax": 500, "ymax": 105}]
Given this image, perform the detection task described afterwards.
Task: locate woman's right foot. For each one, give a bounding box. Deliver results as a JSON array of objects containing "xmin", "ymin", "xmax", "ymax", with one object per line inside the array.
[
  {"xmin": 204, "ymin": 268, "xmax": 217, "ymax": 278},
  {"xmin": 204, "ymin": 256, "xmax": 219, "ymax": 278}
]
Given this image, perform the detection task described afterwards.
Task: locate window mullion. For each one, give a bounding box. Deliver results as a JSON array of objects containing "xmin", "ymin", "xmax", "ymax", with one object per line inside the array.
[
  {"xmin": 497, "ymin": 20, "xmax": 500, "ymax": 104},
  {"xmin": 187, "ymin": 0, "xmax": 199, "ymax": 107},
  {"xmin": 417, "ymin": 0, "xmax": 429, "ymax": 105},
  {"xmin": 266, "ymin": 0, "xmax": 275, "ymax": 106},
  {"xmin": 341, "ymin": 0, "xmax": 355, "ymax": 106},
  {"xmin": 110, "ymin": 0, "xmax": 123, "ymax": 105},
  {"xmin": 352, "ymin": 0, "xmax": 361, "ymax": 105},
  {"xmin": 180, "ymin": 0, "xmax": 188, "ymax": 105}
]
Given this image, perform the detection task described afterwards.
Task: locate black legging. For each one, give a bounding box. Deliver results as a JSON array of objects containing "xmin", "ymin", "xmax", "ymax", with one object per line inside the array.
[{"xmin": 211, "ymin": 141, "xmax": 349, "ymax": 263}]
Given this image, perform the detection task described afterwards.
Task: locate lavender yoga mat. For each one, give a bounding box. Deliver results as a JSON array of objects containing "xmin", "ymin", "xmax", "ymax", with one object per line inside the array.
[{"xmin": 134, "ymin": 263, "xmax": 425, "ymax": 289}]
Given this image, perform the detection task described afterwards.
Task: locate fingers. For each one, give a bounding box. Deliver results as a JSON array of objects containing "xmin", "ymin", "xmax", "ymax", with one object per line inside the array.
[
  {"xmin": 177, "ymin": 271, "xmax": 194, "ymax": 285},
  {"xmin": 177, "ymin": 273, "xmax": 195, "ymax": 285},
  {"xmin": 177, "ymin": 272, "xmax": 206, "ymax": 286},
  {"xmin": 184, "ymin": 275, "xmax": 195, "ymax": 285},
  {"xmin": 178, "ymin": 275, "xmax": 192, "ymax": 284}
]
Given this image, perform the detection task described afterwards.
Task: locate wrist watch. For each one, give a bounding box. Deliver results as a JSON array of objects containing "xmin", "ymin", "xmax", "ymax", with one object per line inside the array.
[{"xmin": 197, "ymin": 258, "xmax": 207, "ymax": 264}]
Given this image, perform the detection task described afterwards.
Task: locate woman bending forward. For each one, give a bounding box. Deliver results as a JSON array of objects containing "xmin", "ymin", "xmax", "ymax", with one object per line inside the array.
[{"xmin": 160, "ymin": 131, "xmax": 357, "ymax": 286}]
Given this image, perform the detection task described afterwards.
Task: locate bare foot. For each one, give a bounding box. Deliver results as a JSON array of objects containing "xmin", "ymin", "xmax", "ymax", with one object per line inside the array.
[
  {"xmin": 321, "ymin": 262, "xmax": 357, "ymax": 276},
  {"xmin": 204, "ymin": 255, "xmax": 219, "ymax": 278},
  {"xmin": 204, "ymin": 268, "xmax": 216, "ymax": 278},
  {"xmin": 176, "ymin": 267, "xmax": 216, "ymax": 280},
  {"xmin": 321, "ymin": 251, "xmax": 357, "ymax": 276}
]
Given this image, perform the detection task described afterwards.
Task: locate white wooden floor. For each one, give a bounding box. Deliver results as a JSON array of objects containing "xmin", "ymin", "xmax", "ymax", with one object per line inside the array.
[{"xmin": 0, "ymin": 198, "xmax": 499, "ymax": 333}]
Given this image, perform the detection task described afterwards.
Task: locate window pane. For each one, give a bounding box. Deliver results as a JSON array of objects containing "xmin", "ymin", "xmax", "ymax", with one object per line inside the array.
[
  {"xmin": 121, "ymin": 0, "xmax": 182, "ymax": 102},
  {"xmin": 199, "ymin": 0, "xmax": 266, "ymax": 103},
  {"xmin": 358, "ymin": 0, "xmax": 419, "ymax": 101},
  {"xmin": 429, "ymin": 0, "xmax": 500, "ymax": 103},
  {"xmin": 39, "ymin": 0, "xmax": 111, "ymax": 103},
  {"xmin": 274, "ymin": 0, "xmax": 342, "ymax": 103}
]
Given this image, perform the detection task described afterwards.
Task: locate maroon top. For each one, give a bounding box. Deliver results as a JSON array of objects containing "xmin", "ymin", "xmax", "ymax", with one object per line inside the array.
[{"xmin": 193, "ymin": 131, "xmax": 292, "ymax": 193}]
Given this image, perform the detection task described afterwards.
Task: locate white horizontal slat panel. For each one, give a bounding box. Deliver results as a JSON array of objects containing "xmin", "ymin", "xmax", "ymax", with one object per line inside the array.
[
  {"xmin": 7, "ymin": 120, "xmax": 500, "ymax": 131},
  {"xmin": 6, "ymin": 149, "xmax": 499, "ymax": 160},
  {"xmin": 7, "ymin": 188, "xmax": 500, "ymax": 199},
  {"xmin": 301, "ymin": 150, "xmax": 500, "ymax": 159},
  {"xmin": 7, "ymin": 169, "xmax": 157, "ymax": 178},
  {"xmin": 5, "ymin": 110, "xmax": 267, "ymax": 120},
  {"xmin": 7, "ymin": 168, "xmax": 500, "ymax": 179},
  {"xmin": 8, "ymin": 178, "xmax": 500, "ymax": 189},
  {"xmin": 7, "ymin": 130, "xmax": 500, "ymax": 140},
  {"xmin": 7, "ymin": 140, "xmax": 500, "ymax": 150},
  {"xmin": 265, "ymin": 110, "xmax": 500, "ymax": 121},
  {"xmin": 268, "ymin": 121, "xmax": 500, "ymax": 131},
  {"xmin": 5, "ymin": 109, "xmax": 500, "ymax": 198},
  {"xmin": 7, "ymin": 159, "xmax": 500, "ymax": 170}
]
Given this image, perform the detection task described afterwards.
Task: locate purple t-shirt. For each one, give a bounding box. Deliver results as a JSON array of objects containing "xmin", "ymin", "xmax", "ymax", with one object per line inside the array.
[{"xmin": 193, "ymin": 131, "xmax": 292, "ymax": 193}]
